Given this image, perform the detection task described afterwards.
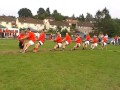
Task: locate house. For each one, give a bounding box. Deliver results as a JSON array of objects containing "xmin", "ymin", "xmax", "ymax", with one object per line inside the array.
[
  {"xmin": 16, "ymin": 17, "xmax": 44, "ymax": 31},
  {"xmin": 49, "ymin": 21, "xmax": 70, "ymax": 32},
  {"xmin": 43, "ymin": 19, "xmax": 70, "ymax": 32},
  {"xmin": 0, "ymin": 16, "xmax": 94, "ymax": 35},
  {"xmin": 0, "ymin": 16, "xmax": 16, "ymax": 28},
  {"xmin": 66, "ymin": 17, "xmax": 79, "ymax": 25},
  {"xmin": 77, "ymin": 22, "xmax": 94, "ymax": 34},
  {"xmin": 45, "ymin": 17, "xmax": 55, "ymax": 21}
]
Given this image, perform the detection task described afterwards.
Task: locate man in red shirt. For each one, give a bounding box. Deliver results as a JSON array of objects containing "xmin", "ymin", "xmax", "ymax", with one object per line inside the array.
[
  {"xmin": 101, "ymin": 36, "xmax": 107, "ymax": 49},
  {"xmin": 62, "ymin": 33, "xmax": 71, "ymax": 50},
  {"xmin": 20, "ymin": 28, "xmax": 36, "ymax": 53},
  {"xmin": 91, "ymin": 35, "xmax": 98, "ymax": 50},
  {"xmin": 83, "ymin": 33, "xmax": 91, "ymax": 49},
  {"xmin": 71, "ymin": 34, "xmax": 82, "ymax": 50},
  {"xmin": 50, "ymin": 32, "xmax": 62, "ymax": 51},
  {"xmin": 17, "ymin": 30, "xmax": 25, "ymax": 52},
  {"xmin": 33, "ymin": 30, "xmax": 45, "ymax": 52}
]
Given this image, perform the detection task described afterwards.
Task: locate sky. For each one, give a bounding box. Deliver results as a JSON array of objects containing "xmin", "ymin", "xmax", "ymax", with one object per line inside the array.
[{"xmin": 0, "ymin": 0, "xmax": 120, "ymax": 18}]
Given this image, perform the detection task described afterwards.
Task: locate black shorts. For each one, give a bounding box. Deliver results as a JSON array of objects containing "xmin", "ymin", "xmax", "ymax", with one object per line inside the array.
[{"xmin": 19, "ymin": 41, "xmax": 24, "ymax": 49}]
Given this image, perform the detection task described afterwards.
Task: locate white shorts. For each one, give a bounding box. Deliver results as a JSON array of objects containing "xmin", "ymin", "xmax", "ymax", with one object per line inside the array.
[
  {"xmin": 58, "ymin": 43, "xmax": 62, "ymax": 48},
  {"xmin": 65, "ymin": 41, "xmax": 69, "ymax": 45},
  {"xmin": 39, "ymin": 41, "xmax": 43, "ymax": 45},
  {"xmin": 28, "ymin": 40, "xmax": 34, "ymax": 45},
  {"xmin": 85, "ymin": 41, "xmax": 90, "ymax": 45},
  {"xmin": 76, "ymin": 43, "xmax": 81, "ymax": 47},
  {"xmin": 93, "ymin": 43, "xmax": 98, "ymax": 47},
  {"xmin": 103, "ymin": 42, "xmax": 107, "ymax": 46}
]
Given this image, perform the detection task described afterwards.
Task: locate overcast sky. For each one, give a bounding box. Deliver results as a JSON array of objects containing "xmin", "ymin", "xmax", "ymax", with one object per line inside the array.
[{"xmin": 0, "ymin": 0, "xmax": 120, "ymax": 18}]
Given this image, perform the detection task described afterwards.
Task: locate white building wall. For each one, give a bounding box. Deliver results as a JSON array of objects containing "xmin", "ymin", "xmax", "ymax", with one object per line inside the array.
[
  {"xmin": 1, "ymin": 21, "xmax": 12, "ymax": 28},
  {"xmin": 16, "ymin": 18, "xmax": 44, "ymax": 31}
]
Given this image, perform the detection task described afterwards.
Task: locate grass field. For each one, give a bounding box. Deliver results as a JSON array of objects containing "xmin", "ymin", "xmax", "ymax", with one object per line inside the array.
[{"xmin": 0, "ymin": 39, "xmax": 120, "ymax": 90}]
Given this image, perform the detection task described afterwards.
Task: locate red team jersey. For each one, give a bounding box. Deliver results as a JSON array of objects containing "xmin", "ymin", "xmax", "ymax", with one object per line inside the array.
[
  {"xmin": 92, "ymin": 37, "xmax": 98, "ymax": 43},
  {"xmin": 86, "ymin": 35, "xmax": 90, "ymax": 41},
  {"xmin": 38, "ymin": 32, "xmax": 45, "ymax": 43},
  {"xmin": 28, "ymin": 31, "xmax": 36, "ymax": 42},
  {"xmin": 18, "ymin": 33, "xmax": 24, "ymax": 43},
  {"xmin": 75, "ymin": 36, "xmax": 82, "ymax": 43},
  {"xmin": 54, "ymin": 35, "xmax": 62, "ymax": 43},
  {"xmin": 65, "ymin": 34, "xmax": 71, "ymax": 44},
  {"xmin": 102, "ymin": 37, "xmax": 107, "ymax": 43}
]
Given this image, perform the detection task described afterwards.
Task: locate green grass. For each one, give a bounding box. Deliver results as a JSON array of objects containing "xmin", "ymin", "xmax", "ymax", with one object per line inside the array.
[{"xmin": 0, "ymin": 39, "xmax": 120, "ymax": 90}]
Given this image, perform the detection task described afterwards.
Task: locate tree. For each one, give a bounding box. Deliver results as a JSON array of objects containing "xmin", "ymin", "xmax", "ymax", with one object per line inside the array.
[
  {"xmin": 39, "ymin": 13, "xmax": 47, "ymax": 20},
  {"xmin": 72, "ymin": 14, "xmax": 75, "ymax": 19},
  {"xmin": 86, "ymin": 13, "xmax": 93, "ymax": 22},
  {"xmin": 102, "ymin": 7, "xmax": 111, "ymax": 19},
  {"xmin": 63, "ymin": 16, "xmax": 69, "ymax": 20},
  {"xmin": 52, "ymin": 10, "xmax": 64, "ymax": 21},
  {"xmin": 52, "ymin": 10, "xmax": 58, "ymax": 16},
  {"xmin": 37, "ymin": 8, "xmax": 45, "ymax": 15},
  {"xmin": 46, "ymin": 7, "xmax": 51, "ymax": 16},
  {"xmin": 94, "ymin": 10, "xmax": 103, "ymax": 33},
  {"xmin": 94, "ymin": 7, "xmax": 119, "ymax": 36},
  {"xmin": 95, "ymin": 10, "xmax": 103, "ymax": 23},
  {"xmin": 95, "ymin": 8, "xmax": 111, "ymax": 22},
  {"xmin": 113, "ymin": 19, "xmax": 120, "ymax": 36},
  {"xmin": 18, "ymin": 8, "xmax": 33, "ymax": 17},
  {"xmin": 78, "ymin": 14, "xmax": 85, "ymax": 22},
  {"xmin": 37, "ymin": 8, "xmax": 46, "ymax": 20}
]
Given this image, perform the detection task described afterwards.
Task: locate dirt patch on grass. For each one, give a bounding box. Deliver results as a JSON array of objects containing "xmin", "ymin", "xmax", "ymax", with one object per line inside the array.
[
  {"xmin": 0, "ymin": 48, "xmax": 80, "ymax": 54},
  {"xmin": 0, "ymin": 50, "xmax": 19, "ymax": 54}
]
